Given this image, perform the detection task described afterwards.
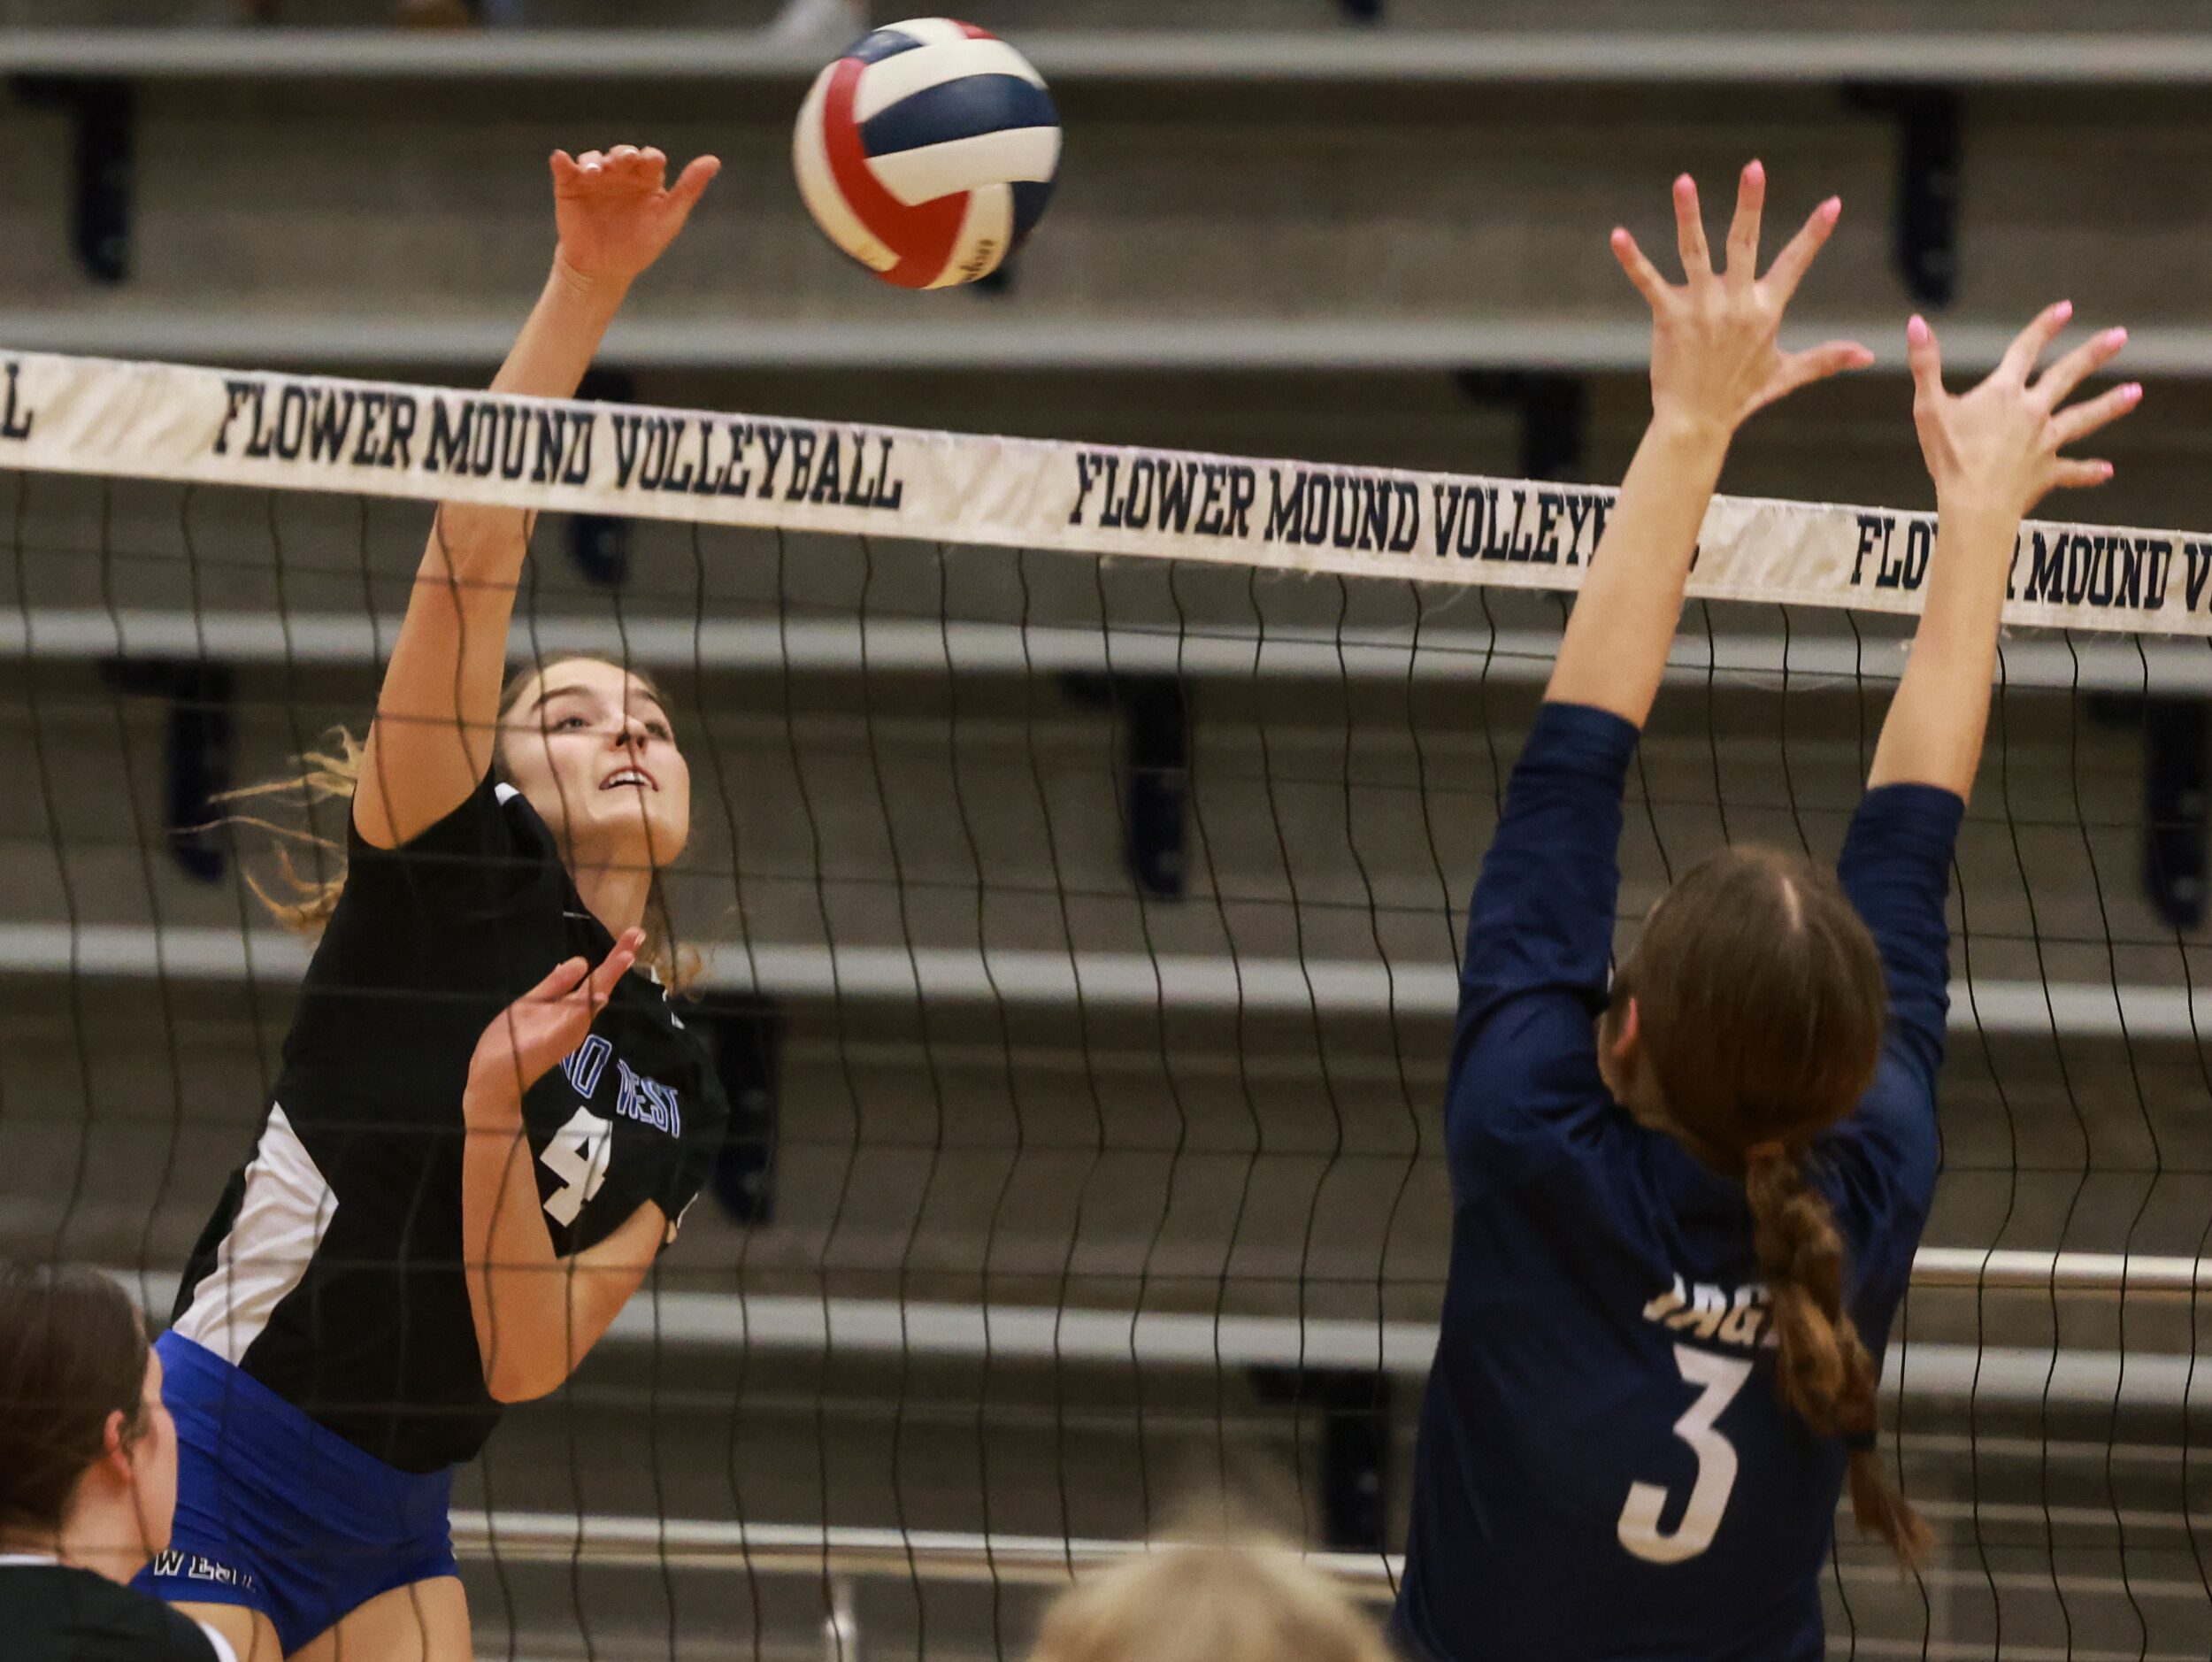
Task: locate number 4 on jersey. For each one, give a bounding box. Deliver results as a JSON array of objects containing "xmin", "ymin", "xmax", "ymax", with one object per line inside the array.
[
  {"xmin": 1617, "ymin": 1343, "xmax": 1754, "ymax": 1565},
  {"xmin": 541, "ymin": 1106, "xmax": 614, "ymax": 1226}
]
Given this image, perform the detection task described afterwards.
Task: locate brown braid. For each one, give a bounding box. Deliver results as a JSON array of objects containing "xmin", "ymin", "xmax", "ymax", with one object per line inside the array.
[
  {"xmin": 1743, "ymin": 1143, "xmax": 1932, "ymax": 1568},
  {"xmin": 1617, "ymin": 844, "xmax": 1932, "ymax": 1570}
]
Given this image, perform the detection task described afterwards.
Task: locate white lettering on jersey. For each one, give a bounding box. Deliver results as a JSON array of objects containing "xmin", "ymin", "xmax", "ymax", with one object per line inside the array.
[
  {"xmin": 1617, "ymin": 1344, "xmax": 1755, "ymax": 1564},
  {"xmin": 1640, "ymin": 1273, "xmax": 1773, "ymax": 1350},
  {"xmin": 609, "ymin": 1057, "xmax": 683, "ymax": 1138},
  {"xmin": 560, "ymin": 1039, "xmax": 683, "ymax": 1141},
  {"xmin": 541, "ymin": 1106, "xmax": 614, "ymax": 1226}
]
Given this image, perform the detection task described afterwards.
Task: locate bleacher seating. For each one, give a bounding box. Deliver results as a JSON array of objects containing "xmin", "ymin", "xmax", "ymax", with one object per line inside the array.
[{"xmin": 4, "ymin": 10, "xmax": 2211, "ymax": 1658}]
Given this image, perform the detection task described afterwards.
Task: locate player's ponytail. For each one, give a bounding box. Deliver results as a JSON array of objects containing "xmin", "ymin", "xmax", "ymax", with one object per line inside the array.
[
  {"xmin": 221, "ymin": 655, "xmax": 697, "ymax": 989},
  {"xmin": 1617, "ymin": 844, "xmax": 1929, "ymax": 1568},
  {"xmin": 0, "ymin": 1262, "xmax": 152, "ymax": 1538},
  {"xmin": 218, "ymin": 727, "xmax": 364, "ymax": 936},
  {"xmin": 1744, "ymin": 1143, "xmax": 1932, "ymax": 1568}
]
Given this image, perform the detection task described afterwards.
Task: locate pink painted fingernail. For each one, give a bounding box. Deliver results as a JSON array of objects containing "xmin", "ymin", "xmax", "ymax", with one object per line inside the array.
[
  {"xmin": 2109, "ymin": 327, "xmax": 2130, "ymax": 346},
  {"xmin": 1822, "ymin": 196, "xmax": 1842, "ymax": 219},
  {"xmin": 2124, "ymin": 383, "xmax": 2143, "ymax": 401},
  {"xmin": 2055, "ymin": 299, "xmax": 2074, "ymax": 319}
]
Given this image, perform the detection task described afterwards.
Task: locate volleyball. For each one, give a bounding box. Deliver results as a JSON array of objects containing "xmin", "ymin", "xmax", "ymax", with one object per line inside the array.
[{"xmin": 794, "ymin": 18, "xmax": 1062, "ymax": 289}]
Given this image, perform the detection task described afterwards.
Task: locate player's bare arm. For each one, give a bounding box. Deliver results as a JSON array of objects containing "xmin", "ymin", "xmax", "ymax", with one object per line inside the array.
[
  {"xmin": 460, "ymin": 929, "xmax": 667, "ymax": 1404},
  {"xmin": 1869, "ymin": 306, "xmax": 2139, "ymax": 800},
  {"xmin": 355, "ymin": 146, "xmax": 719, "ymax": 852},
  {"xmin": 1547, "ymin": 163, "xmax": 1870, "ymax": 728}
]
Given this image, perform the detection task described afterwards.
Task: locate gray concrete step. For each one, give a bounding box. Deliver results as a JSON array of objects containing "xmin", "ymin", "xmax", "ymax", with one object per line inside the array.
[
  {"xmin": 3, "ymin": 80, "xmax": 2208, "ymax": 358},
  {"xmin": 0, "ymin": 647, "xmax": 2193, "ymax": 991},
  {"xmin": 8, "ymin": 962, "xmax": 2207, "ymax": 1312},
  {"xmin": 12, "ymin": 4, "xmax": 2212, "ymax": 38}
]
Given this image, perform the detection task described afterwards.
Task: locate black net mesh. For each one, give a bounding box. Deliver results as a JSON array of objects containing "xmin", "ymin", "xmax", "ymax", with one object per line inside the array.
[{"xmin": 2, "ymin": 459, "xmax": 2208, "ymax": 1659}]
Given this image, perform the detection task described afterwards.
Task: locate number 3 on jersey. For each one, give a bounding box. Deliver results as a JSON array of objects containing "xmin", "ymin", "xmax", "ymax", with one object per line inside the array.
[
  {"xmin": 541, "ymin": 1107, "xmax": 614, "ymax": 1226},
  {"xmin": 1617, "ymin": 1343, "xmax": 1754, "ymax": 1565}
]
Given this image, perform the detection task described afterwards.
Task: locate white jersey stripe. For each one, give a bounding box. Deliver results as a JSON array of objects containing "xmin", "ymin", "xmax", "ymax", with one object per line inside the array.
[{"xmin": 173, "ymin": 1104, "xmax": 336, "ymax": 1366}]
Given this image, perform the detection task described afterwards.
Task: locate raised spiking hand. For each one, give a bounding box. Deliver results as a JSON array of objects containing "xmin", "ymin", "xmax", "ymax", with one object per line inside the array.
[{"xmin": 550, "ymin": 143, "xmax": 721, "ymax": 294}]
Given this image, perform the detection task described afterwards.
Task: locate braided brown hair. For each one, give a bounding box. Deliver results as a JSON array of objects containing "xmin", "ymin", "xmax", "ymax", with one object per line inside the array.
[{"xmin": 1613, "ymin": 844, "xmax": 1931, "ymax": 1568}]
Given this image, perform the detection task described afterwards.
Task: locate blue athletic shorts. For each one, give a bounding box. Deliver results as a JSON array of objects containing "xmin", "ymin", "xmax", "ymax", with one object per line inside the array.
[{"xmin": 135, "ymin": 1331, "xmax": 459, "ymax": 1654}]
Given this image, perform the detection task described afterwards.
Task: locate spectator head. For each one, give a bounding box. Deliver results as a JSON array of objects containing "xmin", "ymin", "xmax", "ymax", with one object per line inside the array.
[{"xmin": 1031, "ymin": 1530, "xmax": 1394, "ymax": 1662}]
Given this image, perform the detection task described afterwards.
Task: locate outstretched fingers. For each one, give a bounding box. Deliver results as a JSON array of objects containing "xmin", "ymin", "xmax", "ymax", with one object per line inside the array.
[
  {"xmin": 1754, "ymin": 338, "xmax": 1874, "ymax": 412},
  {"xmin": 1722, "ymin": 160, "xmax": 1765, "ymax": 288},
  {"xmin": 584, "ymin": 928, "xmax": 647, "ymax": 1009},
  {"xmin": 1785, "ymin": 338, "xmax": 1877, "ymax": 390},
  {"xmin": 2052, "ymin": 380, "xmax": 2143, "ymax": 447},
  {"xmin": 1610, "ymin": 227, "xmax": 1671, "ymax": 307},
  {"xmin": 2051, "ymin": 458, "xmax": 2117, "ymax": 490},
  {"xmin": 1762, "ymin": 196, "xmax": 1842, "ymax": 307},
  {"xmin": 2036, "ymin": 327, "xmax": 2129, "ymax": 408},
  {"xmin": 1998, "ymin": 300, "xmax": 2074, "ymax": 385},
  {"xmin": 666, "ymin": 154, "xmax": 723, "ymax": 215},
  {"xmin": 1672, "ymin": 173, "xmax": 1712, "ymax": 281},
  {"xmin": 1905, "ymin": 313, "xmax": 1945, "ymax": 406},
  {"xmin": 524, "ymin": 956, "xmax": 592, "ymax": 1004}
]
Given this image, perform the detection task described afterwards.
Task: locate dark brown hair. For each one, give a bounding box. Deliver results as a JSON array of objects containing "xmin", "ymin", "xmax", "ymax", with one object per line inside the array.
[
  {"xmin": 224, "ymin": 654, "xmax": 695, "ymax": 989},
  {"xmin": 0, "ymin": 1264, "xmax": 152, "ymax": 1536},
  {"xmin": 1612, "ymin": 845, "xmax": 1932, "ymax": 1568}
]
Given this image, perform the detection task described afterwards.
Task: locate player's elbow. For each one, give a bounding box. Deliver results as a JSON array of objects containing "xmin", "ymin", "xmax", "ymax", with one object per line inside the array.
[
  {"xmin": 476, "ymin": 1311, "xmax": 582, "ymax": 1404},
  {"xmin": 482, "ymin": 1348, "xmax": 569, "ymax": 1404}
]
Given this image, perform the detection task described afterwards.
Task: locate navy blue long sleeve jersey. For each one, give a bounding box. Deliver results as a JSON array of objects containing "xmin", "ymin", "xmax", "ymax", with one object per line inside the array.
[{"xmin": 1393, "ymin": 701, "xmax": 1963, "ymax": 1662}]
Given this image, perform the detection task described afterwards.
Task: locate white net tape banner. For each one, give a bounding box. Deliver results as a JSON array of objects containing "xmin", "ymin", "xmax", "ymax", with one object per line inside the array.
[{"xmin": 3, "ymin": 350, "xmax": 2208, "ymax": 638}]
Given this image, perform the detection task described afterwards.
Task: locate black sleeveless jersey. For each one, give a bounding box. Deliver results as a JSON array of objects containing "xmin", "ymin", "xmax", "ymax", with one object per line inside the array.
[
  {"xmin": 171, "ymin": 775, "xmax": 727, "ymax": 1473},
  {"xmin": 0, "ymin": 1560, "xmax": 227, "ymax": 1661}
]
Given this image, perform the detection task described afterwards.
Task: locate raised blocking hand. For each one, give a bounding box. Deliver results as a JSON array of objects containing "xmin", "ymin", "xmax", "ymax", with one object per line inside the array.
[
  {"xmin": 1907, "ymin": 304, "xmax": 2139, "ymax": 522},
  {"xmin": 1611, "ymin": 162, "xmax": 1873, "ymax": 437}
]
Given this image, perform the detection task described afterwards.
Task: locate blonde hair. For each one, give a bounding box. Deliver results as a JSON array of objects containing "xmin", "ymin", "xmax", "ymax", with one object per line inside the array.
[
  {"xmin": 222, "ymin": 655, "xmax": 695, "ymax": 989},
  {"xmin": 1031, "ymin": 1532, "xmax": 1394, "ymax": 1662}
]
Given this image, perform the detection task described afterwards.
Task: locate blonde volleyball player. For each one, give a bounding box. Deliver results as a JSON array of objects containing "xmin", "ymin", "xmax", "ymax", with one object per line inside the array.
[
  {"xmin": 1393, "ymin": 164, "xmax": 2138, "ymax": 1659},
  {"xmin": 141, "ymin": 145, "xmax": 728, "ymax": 1661}
]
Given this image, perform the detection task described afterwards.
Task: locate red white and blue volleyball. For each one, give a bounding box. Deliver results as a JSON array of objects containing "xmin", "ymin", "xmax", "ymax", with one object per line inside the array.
[{"xmin": 795, "ymin": 19, "xmax": 1062, "ymax": 289}]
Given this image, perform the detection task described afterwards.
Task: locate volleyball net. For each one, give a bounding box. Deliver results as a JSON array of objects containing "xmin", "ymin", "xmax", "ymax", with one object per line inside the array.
[{"xmin": 3, "ymin": 350, "xmax": 2209, "ymax": 1660}]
